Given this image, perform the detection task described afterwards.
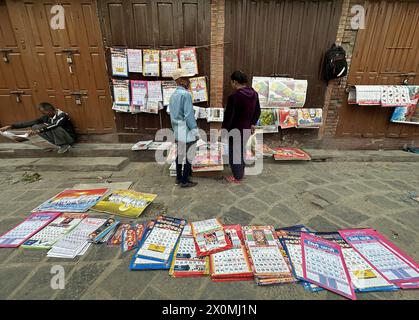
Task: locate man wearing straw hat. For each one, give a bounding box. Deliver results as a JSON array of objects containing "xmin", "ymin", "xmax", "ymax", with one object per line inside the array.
[{"xmin": 169, "ymin": 68, "xmax": 199, "ymax": 188}]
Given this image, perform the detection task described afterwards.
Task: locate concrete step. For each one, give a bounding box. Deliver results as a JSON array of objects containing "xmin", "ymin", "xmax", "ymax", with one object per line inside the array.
[
  {"xmin": 0, "ymin": 142, "xmax": 418, "ymax": 163},
  {"xmin": 0, "ymin": 157, "xmax": 130, "ymax": 172}
]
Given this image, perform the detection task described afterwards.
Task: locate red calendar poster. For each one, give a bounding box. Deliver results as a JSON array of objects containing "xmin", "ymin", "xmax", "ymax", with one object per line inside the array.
[
  {"xmin": 339, "ymin": 228, "xmax": 419, "ymax": 289},
  {"xmin": 301, "ymin": 233, "xmax": 356, "ymax": 300}
]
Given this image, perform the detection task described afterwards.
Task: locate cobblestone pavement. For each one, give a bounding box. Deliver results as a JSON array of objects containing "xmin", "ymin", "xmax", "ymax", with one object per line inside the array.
[{"xmin": 0, "ymin": 160, "xmax": 418, "ymax": 300}]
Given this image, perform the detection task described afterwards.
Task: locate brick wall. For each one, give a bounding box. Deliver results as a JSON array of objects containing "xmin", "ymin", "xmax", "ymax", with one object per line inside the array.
[
  {"xmin": 209, "ymin": 0, "xmax": 225, "ymax": 109},
  {"xmin": 321, "ymin": 0, "xmax": 363, "ymax": 139}
]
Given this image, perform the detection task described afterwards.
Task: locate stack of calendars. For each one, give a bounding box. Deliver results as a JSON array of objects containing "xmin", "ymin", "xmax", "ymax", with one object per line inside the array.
[
  {"xmin": 243, "ymin": 226, "xmax": 294, "ymax": 285},
  {"xmin": 22, "ymin": 213, "xmax": 87, "ymax": 249},
  {"xmin": 209, "ymin": 225, "xmax": 253, "ymax": 282},
  {"xmin": 192, "ymin": 143, "xmax": 224, "ymax": 172},
  {"xmin": 87, "ymin": 217, "xmax": 120, "ymax": 244},
  {"xmin": 191, "ymin": 218, "xmax": 232, "ymax": 257},
  {"xmin": 130, "ymin": 216, "xmax": 186, "ymax": 270},
  {"xmin": 169, "ymin": 224, "xmax": 209, "ymax": 277},
  {"xmin": 47, "ymin": 217, "xmax": 108, "ymax": 258}
]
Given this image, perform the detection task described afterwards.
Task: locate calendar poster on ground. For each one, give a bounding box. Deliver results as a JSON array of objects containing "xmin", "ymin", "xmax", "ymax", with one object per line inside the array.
[
  {"xmin": 301, "ymin": 233, "xmax": 357, "ymax": 300},
  {"xmin": 339, "ymin": 228, "xmax": 419, "ymax": 289}
]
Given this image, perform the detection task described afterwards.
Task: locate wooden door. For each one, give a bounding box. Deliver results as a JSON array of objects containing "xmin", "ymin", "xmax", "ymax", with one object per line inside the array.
[
  {"xmin": 97, "ymin": 0, "xmax": 211, "ymax": 136},
  {"xmin": 4, "ymin": 0, "xmax": 115, "ymax": 134},
  {"xmin": 0, "ymin": 1, "xmax": 39, "ymax": 127},
  {"xmin": 224, "ymin": 0, "xmax": 343, "ymax": 107},
  {"xmin": 336, "ymin": 0, "xmax": 419, "ymax": 138}
]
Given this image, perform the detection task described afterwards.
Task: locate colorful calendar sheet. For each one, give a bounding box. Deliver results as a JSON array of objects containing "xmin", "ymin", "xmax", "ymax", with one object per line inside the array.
[
  {"xmin": 170, "ymin": 224, "xmax": 209, "ymax": 277},
  {"xmin": 339, "ymin": 228, "xmax": 419, "ymax": 289},
  {"xmin": 22, "ymin": 213, "xmax": 86, "ymax": 249},
  {"xmin": 210, "ymin": 225, "xmax": 253, "ymax": 282},
  {"xmin": 273, "ymin": 148, "xmax": 311, "ymax": 161},
  {"xmin": 381, "ymin": 85, "xmax": 411, "ymax": 107},
  {"xmin": 32, "ymin": 189, "xmax": 109, "ymax": 213},
  {"xmin": 93, "ymin": 189, "xmax": 157, "ymax": 218},
  {"xmin": 276, "ymin": 226, "xmax": 321, "ymax": 292},
  {"xmin": 110, "ymin": 48, "xmax": 128, "ymax": 77},
  {"xmin": 179, "ymin": 47, "xmax": 198, "ymax": 76},
  {"xmin": 256, "ymin": 108, "xmax": 279, "ymax": 133},
  {"xmin": 252, "ymin": 77, "xmax": 270, "ymax": 108},
  {"xmin": 268, "ymin": 78, "xmax": 307, "ymax": 108},
  {"xmin": 143, "ymin": 49, "xmax": 160, "ymax": 77},
  {"xmin": 297, "ymin": 108, "xmax": 323, "ymax": 128},
  {"xmin": 0, "ymin": 212, "xmax": 60, "ymax": 248},
  {"xmin": 301, "ymin": 233, "xmax": 357, "ymax": 300},
  {"xmin": 161, "ymin": 49, "xmax": 179, "ymax": 78},
  {"xmin": 107, "ymin": 223, "xmax": 130, "ymax": 246},
  {"xmin": 135, "ymin": 216, "xmax": 186, "ymax": 263},
  {"xmin": 189, "ymin": 76, "xmax": 208, "ymax": 103},
  {"xmin": 127, "ymin": 49, "xmax": 142, "ymax": 73},
  {"xmin": 191, "ymin": 218, "xmax": 232, "ymax": 257},
  {"xmin": 47, "ymin": 217, "xmax": 107, "ymax": 258},
  {"xmin": 121, "ymin": 223, "xmax": 146, "ymax": 252},
  {"xmin": 314, "ymin": 232, "xmax": 398, "ymax": 292},
  {"xmin": 112, "ymin": 79, "xmax": 131, "ymax": 106},
  {"xmin": 131, "ymin": 80, "xmax": 147, "ymax": 106},
  {"xmin": 243, "ymin": 226, "xmax": 294, "ymax": 285},
  {"xmin": 147, "ymin": 81, "xmax": 163, "ymax": 103},
  {"xmin": 279, "ymin": 108, "xmax": 298, "ymax": 129},
  {"xmin": 162, "ymin": 80, "xmax": 177, "ymax": 106}
]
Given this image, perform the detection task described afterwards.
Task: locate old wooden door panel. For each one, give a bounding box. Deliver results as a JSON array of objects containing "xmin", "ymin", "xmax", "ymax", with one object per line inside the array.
[
  {"xmin": 0, "ymin": 1, "xmax": 38, "ymax": 127},
  {"xmin": 6, "ymin": 0, "xmax": 115, "ymax": 134},
  {"xmin": 98, "ymin": 0, "xmax": 210, "ymax": 134},
  {"xmin": 336, "ymin": 0, "xmax": 419, "ymax": 138},
  {"xmin": 224, "ymin": 0, "xmax": 342, "ymax": 107}
]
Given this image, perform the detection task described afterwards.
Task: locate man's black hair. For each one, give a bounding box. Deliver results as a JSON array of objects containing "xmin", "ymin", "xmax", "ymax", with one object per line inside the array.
[
  {"xmin": 231, "ymin": 70, "xmax": 248, "ymax": 84},
  {"xmin": 38, "ymin": 102, "xmax": 56, "ymax": 111}
]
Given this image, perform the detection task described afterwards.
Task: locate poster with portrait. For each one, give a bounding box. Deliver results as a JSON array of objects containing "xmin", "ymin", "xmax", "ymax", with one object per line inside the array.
[
  {"xmin": 143, "ymin": 49, "xmax": 160, "ymax": 77},
  {"xmin": 297, "ymin": 108, "xmax": 323, "ymax": 128},
  {"xmin": 279, "ymin": 108, "xmax": 298, "ymax": 129},
  {"xmin": 179, "ymin": 48, "xmax": 198, "ymax": 76},
  {"xmin": 161, "ymin": 49, "xmax": 179, "ymax": 78},
  {"xmin": 189, "ymin": 76, "xmax": 208, "ymax": 103}
]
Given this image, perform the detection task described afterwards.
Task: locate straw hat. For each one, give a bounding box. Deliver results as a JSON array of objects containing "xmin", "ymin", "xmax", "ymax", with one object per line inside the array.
[{"xmin": 172, "ymin": 68, "xmax": 194, "ymax": 80}]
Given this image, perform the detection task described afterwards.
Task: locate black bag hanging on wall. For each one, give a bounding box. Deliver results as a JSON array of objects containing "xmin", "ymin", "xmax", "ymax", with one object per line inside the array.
[{"xmin": 323, "ymin": 43, "xmax": 348, "ymax": 81}]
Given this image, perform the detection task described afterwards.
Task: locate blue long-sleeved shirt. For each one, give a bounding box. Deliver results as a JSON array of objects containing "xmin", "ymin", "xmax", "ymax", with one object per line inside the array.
[{"xmin": 168, "ymin": 86, "xmax": 198, "ymax": 143}]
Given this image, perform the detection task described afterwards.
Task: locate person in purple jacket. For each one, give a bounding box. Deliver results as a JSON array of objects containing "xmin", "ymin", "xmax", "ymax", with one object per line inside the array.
[{"xmin": 222, "ymin": 71, "xmax": 261, "ymax": 183}]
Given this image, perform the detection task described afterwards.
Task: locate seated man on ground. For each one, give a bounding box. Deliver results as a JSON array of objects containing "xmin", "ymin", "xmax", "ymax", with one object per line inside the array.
[{"xmin": 0, "ymin": 102, "xmax": 77, "ymax": 154}]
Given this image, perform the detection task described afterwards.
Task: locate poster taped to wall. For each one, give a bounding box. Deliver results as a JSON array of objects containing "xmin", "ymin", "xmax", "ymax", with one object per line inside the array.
[
  {"xmin": 110, "ymin": 48, "xmax": 128, "ymax": 77},
  {"xmin": 256, "ymin": 108, "xmax": 279, "ymax": 133},
  {"xmin": 131, "ymin": 80, "xmax": 148, "ymax": 107},
  {"xmin": 297, "ymin": 108, "xmax": 323, "ymax": 128},
  {"xmin": 279, "ymin": 108, "xmax": 298, "ymax": 129},
  {"xmin": 189, "ymin": 76, "xmax": 208, "ymax": 103},
  {"xmin": 252, "ymin": 77, "xmax": 270, "ymax": 108},
  {"xmin": 161, "ymin": 50, "xmax": 179, "ymax": 78},
  {"xmin": 162, "ymin": 81, "xmax": 177, "ymax": 106},
  {"xmin": 112, "ymin": 79, "xmax": 130, "ymax": 106},
  {"xmin": 143, "ymin": 49, "xmax": 160, "ymax": 77},
  {"xmin": 127, "ymin": 49, "xmax": 142, "ymax": 73},
  {"xmin": 390, "ymin": 86, "xmax": 419, "ymax": 125},
  {"xmin": 268, "ymin": 78, "xmax": 307, "ymax": 108},
  {"xmin": 179, "ymin": 48, "xmax": 198, "ymax": 76}
]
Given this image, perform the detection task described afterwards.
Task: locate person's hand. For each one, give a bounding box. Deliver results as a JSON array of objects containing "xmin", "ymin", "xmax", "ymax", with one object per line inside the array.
[
  {"xmin": 0, "ymin": 125, "xmax": 11, "ymax": 132},
  {"xmin": 28, "ymin": 129, "xmax": 39, "ymax": 137},
  {"xmin": 251, "ymin": 125, "xmax": 256, "ymax": 135}
]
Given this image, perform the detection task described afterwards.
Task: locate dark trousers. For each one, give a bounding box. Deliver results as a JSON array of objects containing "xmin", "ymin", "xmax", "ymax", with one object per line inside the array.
[
  {"xmin": 229, "ymin": 136, "xmax": 245, "ymax": 180},
  {"xmin": 176, "ymin": 141, "xmax": 196, "ymax": 184},
  {"xmin": 32, "ymin": 125, "xmax": 75, "ymax": 147}
]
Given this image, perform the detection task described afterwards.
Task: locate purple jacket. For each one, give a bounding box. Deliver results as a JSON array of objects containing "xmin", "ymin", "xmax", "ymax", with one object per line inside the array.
[{"xmin": 222, "ymin": 87, "xmax": 261, "ymax": 131}]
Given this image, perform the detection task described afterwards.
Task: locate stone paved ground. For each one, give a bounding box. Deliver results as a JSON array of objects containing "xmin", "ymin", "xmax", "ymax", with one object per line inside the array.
[{"xmin": 0, "ymin": 160, "xmax": 418, "ymax": 300}]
